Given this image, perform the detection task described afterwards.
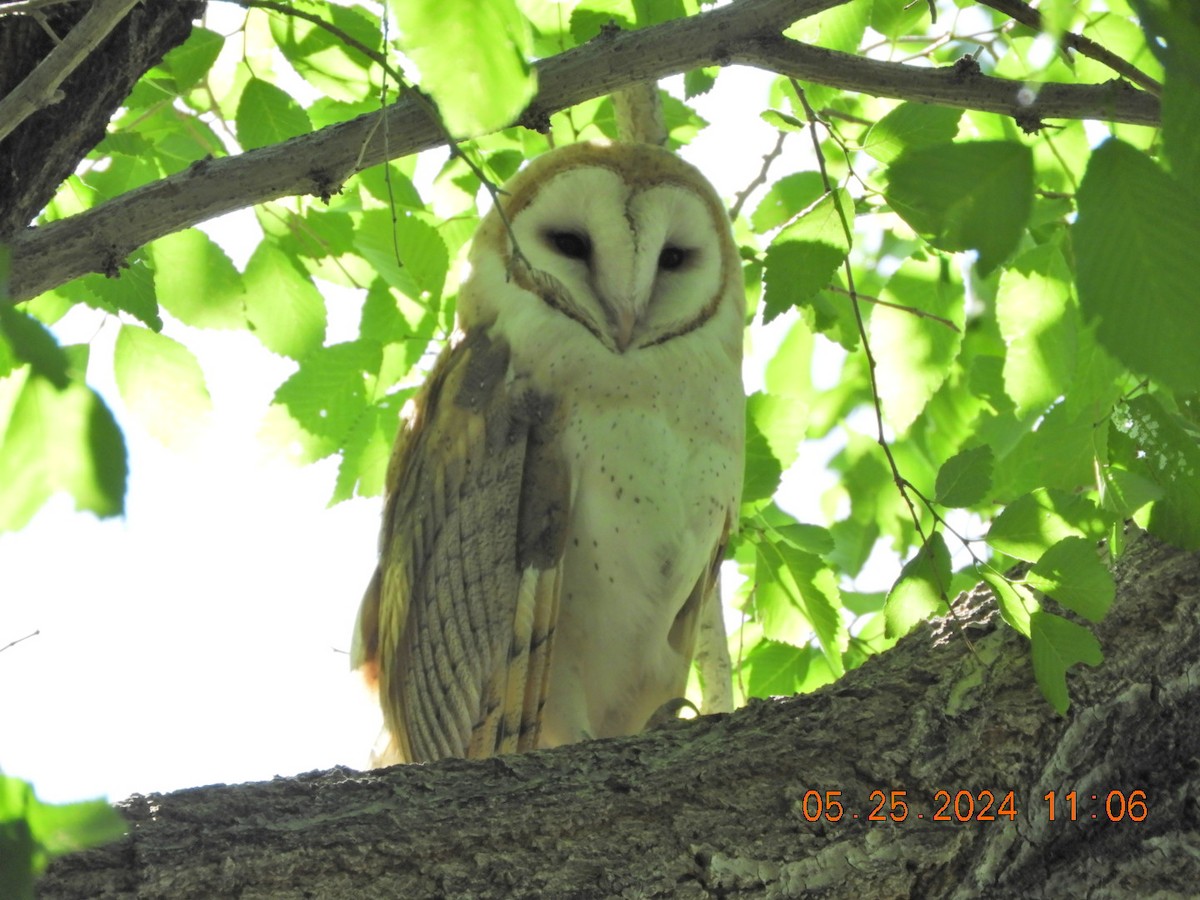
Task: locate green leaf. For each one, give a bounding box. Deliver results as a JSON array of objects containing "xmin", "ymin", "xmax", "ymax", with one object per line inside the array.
[
  {"xmin": 1115, "ymin": 394, "xmax": 1200, "ymax": 549},
  {"xmin": 742, "ymin": 410, "xmax": 782, "ymax": 504},
  {"xmin": 762, "ymin": 188, "xmax": 852, "ymax": 322},
  {"xmin": 81, "ymin": 257, "xmax": 162, "ymax": 330},
  {"xmin": 0, "ymin": 775, "xmax": 125, "ymax": 891},
  {"xmin": 739, "ymin": 639, "xmax": 819, "ymax": 697},
  {"xmin": 987, "ymin": 488, "xmax": 1110, "ymax": 562},
  {"xmin": 236, "ymin": 77, "xmax": 312, "ymax": 150},
  {"xmin": 1026, "ymin": 536, "xmax": 1114, "ymax": 623},
  {"xmin": 333, "ymin": 394, "xmax": 409, "ymax": 502},
  {"xmin": 355, "ymin": 210, "xmax": 449, "ymax": 303},
  {"xmin": 390, "ymin": 0, "xmax": 535, "ymax": 136},
  {"xmin": 158, "ymin": 26, "xmax": 223, "ymax": 93},
  {"xmin": 242, "ymin": 243, "xmax": 327, "ymax": 359},
  {"xmin": 884, "ymin": 531, "xmax": 951, "ymax": 638},
  {"xmin": 884, "ymin": 141, "xmax": 1033, "ymax": 272},
  {"xmin": 980, "ymin": 571, "xmax": 1037, "ymax": 637},
  {"xmin": 0, "ymin": 372, "xmax": 127, "ymax": 531},
  {"xmin": 271, "ymin": 340, "xmax": 383, "ymax": 456},
  {"xmin": 754, "ymin": 541, "xmax": 845, "ymax": 676},
  {"xmin": 862, "ymin": 103, "xmax": 962, "ymax": 164},
  {"xmin": 760, "ymin": 109, "xmax": 805, "ymax": 132},
  {"xmin": 0, "ymin": 306, "xmax": 69, "ymax": 388},
  {"xmin": 1030, "ymin": 610, "xmax": 1102, "ymax": 714},
  {"xmin": 683, "ymin": 66, "xmax": 718, "ymax": 99},
  {"xmin": 750, "ymin": 171, "xmax": 825, "ymax": 233},
  {"xmin": 113, "ymin": 326, "xmax": 213, "ymax": 449},
  {"xmin": 935, "ymin": 445, "xmax": 993, "ymax": 508},
  {"xmin": 1074, "ymin": 139, "xmax": 1200, "ymax": 393},
  {"xmin": 871, "ymin": 255, "xmax": 965, "ymax": 433},
  {"xmin": 149, "ymin": 230, "xmax": 246, "ymax": 330},
  {"xmin": 996, "ymin": 243, "xmax": 1078, "ymax": 415}
]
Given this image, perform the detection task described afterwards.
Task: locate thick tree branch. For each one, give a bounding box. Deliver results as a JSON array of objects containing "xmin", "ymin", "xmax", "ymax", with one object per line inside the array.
[
  {"xmin": 36, "ymin": 533, "xmax": 1200, "ymax": 897},
  {"xmin": 0, "ymin": 0, "xmax": 140, "ymax": 143},
  {"xmin": 4, "ymin": 0, "xmax": 1160, "ymax": 303}
]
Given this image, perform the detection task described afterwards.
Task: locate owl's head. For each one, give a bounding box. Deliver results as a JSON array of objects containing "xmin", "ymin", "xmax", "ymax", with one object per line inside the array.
[{"xmin": 465, "ymin": 142, "xmax": 742, "ymax": 355}]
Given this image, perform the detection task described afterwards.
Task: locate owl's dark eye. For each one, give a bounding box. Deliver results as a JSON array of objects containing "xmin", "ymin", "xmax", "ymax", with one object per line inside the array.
[
  {"xmin": 548, "ymin": 230, "xmax": 591, "ymax": 261},
  {"xmin": 658, "ymin": 246, "xmax": 690, "ymax": 271}
]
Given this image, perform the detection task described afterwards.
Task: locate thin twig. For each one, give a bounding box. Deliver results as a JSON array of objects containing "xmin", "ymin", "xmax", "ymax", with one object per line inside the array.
[
  {"xmin": 0, "ymin": 630, "xmax": 39, "ymax": 654},
  {"xmin": 826, "ymin": 285, "xmax": 961, "ymax": 333},
  {"xmin": 730, "ymin": 130, "xmax": 787, "ymax": 220},
  {"xmin": 978, "ymin": 0, "xmax": 1162, "ymax": 96}
]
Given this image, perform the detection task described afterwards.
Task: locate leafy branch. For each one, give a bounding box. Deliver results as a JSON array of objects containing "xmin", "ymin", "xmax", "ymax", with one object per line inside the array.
[{"xmin": 4, "ymin": 0, "xmax": 1160, "ymax": 303}]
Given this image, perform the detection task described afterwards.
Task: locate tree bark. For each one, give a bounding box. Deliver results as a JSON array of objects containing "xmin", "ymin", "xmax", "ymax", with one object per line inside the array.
[
  {"xmin": 0, "ymin": 0, "xmax": 203, "ymax": 239},
  {"xmin": 37, "ymin": 530, "xmax": 1200, "ymax": 898}
]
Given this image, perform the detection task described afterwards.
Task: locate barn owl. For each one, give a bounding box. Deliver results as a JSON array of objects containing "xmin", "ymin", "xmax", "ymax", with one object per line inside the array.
[{"xmin": 353, "ymin": 141, "xmax": 744, "ymax": 764}]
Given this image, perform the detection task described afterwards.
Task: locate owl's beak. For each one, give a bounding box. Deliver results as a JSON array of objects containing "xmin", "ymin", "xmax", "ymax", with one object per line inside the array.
[{"xmin": 613, "ymin": 306, "xmax": 637, "ymax": 353}]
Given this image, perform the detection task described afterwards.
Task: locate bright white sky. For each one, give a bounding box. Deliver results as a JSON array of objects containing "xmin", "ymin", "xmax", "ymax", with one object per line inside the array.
[{"xmin": 0, "ymin": 49, "xmax": 852, "ymax": 804}]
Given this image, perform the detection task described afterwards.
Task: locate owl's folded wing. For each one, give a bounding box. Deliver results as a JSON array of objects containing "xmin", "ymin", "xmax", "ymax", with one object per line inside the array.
[{"xmin": 353, "ymin": 327, "xmax": 570, "ymax": 763}]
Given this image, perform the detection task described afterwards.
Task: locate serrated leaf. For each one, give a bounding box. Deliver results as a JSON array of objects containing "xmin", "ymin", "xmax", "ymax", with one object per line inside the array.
[
  {"xmin": 355, "ymin": 210, "xmax": 449, "ymax": 303},
  {"xmin": 683, "ymin": 66, "xmax": 718, "ymax": 98},
  {"xmin": 1026, "ymin": 536, "xmax": 1114, "ymax": 623},
  {"xmin": 742, "ymin": 408, "xmax": 782, "ymax": 505},
  {"xmin": 1097, "ymin": 463, "xmax": 1163, "ymax": 517},
  {"xmin": 863, "ymin": 103, "xmax": 962, "ymax": 164},
  {"xmin": 159, "ymin": 26, "xmax": 223, "ymax": 93},
  {"xmin": 755, "ymin": 540, "xmax": 845, "ymax": 676},
  {"xmin": 884, "ymin": 532, "xmax": 951, "ymax": 638},
  {"xmin": 149, "ymin": 230, "xmax": 245, "ymax": 329},
  {"xmin": 762, "ymin": 189, "xmax": 852, "ymax": 323},
  {"xmin": 740, "ymin": 639, "xmax": 818, "ymax": 697},
  {"xmin": 236, "ymin": 77, "xmax": 312, "ymax": 150},
  {"xmin": 1116, "ymin": 394, "xmax": 1200, "ymax": 549},
  {"xmin": 332, "ymin": 394, "xmax": 409, "ymax": 503},
  {"xmin": 272, "ymin": 340, "xmax": 382, "ymax": 456},
  {"xmin": 935, "ymin": 445, "xmax": 994, "ymax": 507},
  {"xmin": 884, "ymin": 141, "xmax": 1033, "ymax": 272},
  {"xmin": 750, "ymin": 171, "xmax": 825, "ymax": 233},
  {"xmin": 391, "ymin": 0, "xmax": 535, "ymax": 136},
  {"xmin": 0, "ymin": 307, "xmax": 69, "ymax": 388},
  {"xmin": 1030, "ymin": 610, "xmax": 1102, "ymax": 714},
  {"xmin": 996, "ymin": 243, "xmax": 1078, "ymax": 414},
  {"xmin": 81, "ymin": 258, "xmax": 161, "ymax": 330},
  {"xmin": 980, "ymin": 571, "xmax": 1036, "ymax": 636},
  {"xmin": 872, "ymin": 255, "xmax": 965, "ymax": 433},
  {"xmin": 0, "ymin": 372, "xmax": 127, "ymax": 531},
  {"xmin": 113, "ymin": 325, "xmax": 212, "ymax": 449},
  {"xmin": 242, "ymin": 243, "xmax": 327, "ymax": 359},
  {"xmin": 987, "ymin": 488, "xmax": 1110, "ymax": 562},
  {"xmin": 1075, "ymin": 139, "xmax": 1200, "ymax": 393}
]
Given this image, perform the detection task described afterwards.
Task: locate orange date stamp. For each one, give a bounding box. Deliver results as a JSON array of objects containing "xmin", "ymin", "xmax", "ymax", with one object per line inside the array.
[{"xmin": 798, "ymin": 789, "xmax": 1149, "ymax": 823}]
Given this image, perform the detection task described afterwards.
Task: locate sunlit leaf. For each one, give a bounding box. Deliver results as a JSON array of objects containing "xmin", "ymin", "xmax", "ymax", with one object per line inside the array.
[
  {"xmin": 0, "ymin": 371, "xmax": 127, "ymax": 531},
  {"xmin": 885, "ymin": 141, "xmax": 1033, "ymax": 272},
  {"xmin": 1075, "ymin": 139, "xmax": 1200, "ymax": 393},
  {"xmin": 935, "ymin": 445, "xmax": 993, "ymax": 508},
  {"xmin": 980, "ymin": 571, "xmax": 1036, "ymax": 637},
  {"xmin": 1026, "ymin": 536, "xmax": 1114, "ymax": 623},
  {"xmin": 762, "ymin": 188, "xmax": 852, "ymax": 322},
  {"xmin": 242, "ymin": 242, "xmax": 327, "ymax": 359},
  {"xmin": 113, "ymin": 326, "xmax": 213, "ymax": 449},
  {"xmin": 884, "ymin": 531, "xmax": 951, "ymax": 638},
  {"xmin": 863, "ymin": 103, "xmax": 962, "ymax": 164},
  {"xmin": 755, "ymin": 540, "xmax": 845, "ymax": 676},
  {"xmin": 1030, "ymin": 610, "xmax": 1102, "ymax": 714},
  {"xmin": 390, "ymin": 0, "xmax": 535, "ymax": 136},
  {"xmin": 149, "ymin": 230, "xmax": 246, "ymax": 330},
  {"xmin": 236, "ymin": 77, "xmax": 312, "ymax": 150},
  {"xmin": 987, "ymin": 488, "xmax": 1110, "ymax": 562}
]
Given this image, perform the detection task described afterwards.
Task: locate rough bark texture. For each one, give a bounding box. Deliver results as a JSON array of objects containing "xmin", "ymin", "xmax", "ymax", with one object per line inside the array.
[
  {"xmin": 0, "ymin": 0, "xmax": 203, "ymax": 239},
  {"xmin": 37, "ymin": 531, "xmax": 1200, "ymax": 898}
]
